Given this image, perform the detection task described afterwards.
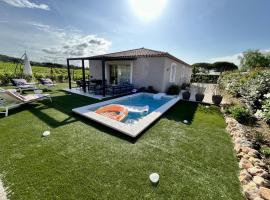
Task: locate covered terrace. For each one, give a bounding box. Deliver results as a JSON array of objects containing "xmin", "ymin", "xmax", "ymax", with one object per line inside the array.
[{"xmin": 66, "ymin": 55, "xmax": 136, "ymax": 97}]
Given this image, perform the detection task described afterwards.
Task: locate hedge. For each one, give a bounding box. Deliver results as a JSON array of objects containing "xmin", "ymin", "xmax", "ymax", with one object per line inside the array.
[{"xmin": 191, "ymin": 74, "xmax": 220, "ymax": 83}]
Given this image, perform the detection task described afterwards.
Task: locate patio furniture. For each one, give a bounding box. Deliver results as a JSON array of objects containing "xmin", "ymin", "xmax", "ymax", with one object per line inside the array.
[
  {"xmin": 39, "ymin": 78, "xmax": 57, "ymax": 87},
  {"xmin": 0, "ymin": 89, "xmax": 51, "ymax": 117},
  {"xmin": 106, "ymin": 83, "xmax": 134, "ymax": 96},
  {"xmin": 94, "ymin": 85, "xmax": 106, "ymax": 95},
  {"xmin": 88, "ymin": 83, "xmax": 97, "ymax": 94},
  {"xmin": 11, "ymin": 78, "xmax": 37, "ymax": 93},
  {"xmin": 75, "ymin": 80, "xmax": 83, "ymax": 90}
]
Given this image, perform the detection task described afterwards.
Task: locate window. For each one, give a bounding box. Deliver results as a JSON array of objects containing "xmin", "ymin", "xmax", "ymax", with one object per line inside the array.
[
  {"xmin": 109, "ymin": 64, "xmax": 131, "ymax": 84},
  {"xmin": 169, "ymin": 63, "xmax": 177, "ymax": 83}
]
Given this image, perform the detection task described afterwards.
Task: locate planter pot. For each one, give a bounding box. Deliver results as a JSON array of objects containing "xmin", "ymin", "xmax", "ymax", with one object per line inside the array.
[
  {"xmin": 195, "ymin": 93, "xmax": 204, "ymax": 102},
  {"xmin": 253, "ymin": 142, "xmax": 261, "ymax": 150},
  {"xmin": 212, "ymin": 95, "xmax": 223, "ymax": 105},
  {"xmin": 182, "ymin": 91, "xmax": 190, "ymax": 100}
]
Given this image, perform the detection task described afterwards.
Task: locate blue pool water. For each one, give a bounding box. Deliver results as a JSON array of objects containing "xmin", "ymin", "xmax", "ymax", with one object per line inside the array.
[{"xmin": 92, "ymin": 93, "xmax": 172, "ymax": 124}]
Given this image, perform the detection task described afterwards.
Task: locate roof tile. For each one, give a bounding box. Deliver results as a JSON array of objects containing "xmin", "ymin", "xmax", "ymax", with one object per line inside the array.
[{"xmin": 70, "ymin": 48, "xmax": 190, "ymax": 66}]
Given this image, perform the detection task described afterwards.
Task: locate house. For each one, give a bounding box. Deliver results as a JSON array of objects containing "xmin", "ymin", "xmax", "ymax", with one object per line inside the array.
[{"xmin": 67, "ymin": 48, "xmax": 192, "ymax": 96}]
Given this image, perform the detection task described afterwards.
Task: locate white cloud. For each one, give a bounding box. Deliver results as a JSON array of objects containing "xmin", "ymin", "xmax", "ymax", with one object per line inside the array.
[
  {"xmin": 261, "ymin": 49, "xmax": 270, "ymax": 55},
  {"xmin": 209, "ymin": 53, "xmax": 242, "ymax": 65},
  {"xmin": 209, "ymin": 49, "xmax": 270, "ymax": 66},
  {"xmin": 27, "ymin": 22, "xmax": 112, "ymax": 64},
  {"xmin": 1, "ymin": 0, "xmax": 50, "ymax": 10}
]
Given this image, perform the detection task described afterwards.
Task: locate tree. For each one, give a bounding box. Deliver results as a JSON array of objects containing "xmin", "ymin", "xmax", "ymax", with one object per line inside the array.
[
  {"xmin": 192, "ymin": 62, "xmax": 238, "ymax": 74},
  {"xmin": 240, "ymin": 49, "xmax": 270, "ymax": 70},
  {"xmin": 192, "ymin": 63, "xmax": 212, "ymax": 74},
  {"xmin": 212, "ymin": 62, "xmax": 238, "ymax": 72}
]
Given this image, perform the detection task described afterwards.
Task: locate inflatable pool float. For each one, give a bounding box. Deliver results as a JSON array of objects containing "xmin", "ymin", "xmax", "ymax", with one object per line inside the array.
[
  {"xmin": 126, "ymin": 105, "xmax": 149, "ymax": 113},
  {"xmin": 95, "ymin": 104, "xmax": 128, "ymax": 122}
]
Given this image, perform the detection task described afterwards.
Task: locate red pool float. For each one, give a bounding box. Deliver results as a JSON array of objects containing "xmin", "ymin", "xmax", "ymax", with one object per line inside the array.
[{"xmin": 95, "ymin": 104, "xmax": 128, "ymax": 122}]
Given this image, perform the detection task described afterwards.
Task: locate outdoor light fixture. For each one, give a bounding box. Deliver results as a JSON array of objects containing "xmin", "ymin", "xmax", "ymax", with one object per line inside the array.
[
  {"xmin": 42, "ymin": 131, "xmax": 50, "ymax": 137},
  {"xmin": 183, "ymin": 120, "xmax": 188, "ymax": 124},
  {"xmin": 149, "ymin": 173, "xmax": 159, "ymax": 185}
]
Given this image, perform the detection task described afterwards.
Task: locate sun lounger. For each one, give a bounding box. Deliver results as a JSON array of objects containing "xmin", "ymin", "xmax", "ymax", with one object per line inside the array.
[
  {"xmin": 11, "ymin": 79, "xmax": 37, "ymax": 92},
  {"xmin": 39, "ymin": 78, "xmax": 57, "ymax": 87},
  {"xmin": 0, "ymin": 89, "xmax": 51, "ymax": 116}
]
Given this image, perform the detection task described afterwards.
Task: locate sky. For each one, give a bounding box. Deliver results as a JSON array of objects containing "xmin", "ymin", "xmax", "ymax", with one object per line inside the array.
[{"xmin": 0, "ymin": 0, "xmax": 270, "ymax": 65}]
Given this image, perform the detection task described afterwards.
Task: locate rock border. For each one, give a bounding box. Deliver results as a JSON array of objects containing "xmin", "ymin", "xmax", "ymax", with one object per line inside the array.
[
  {"xmin": 0, "ymin": 178, "xmax": 8, "ymax": 200},
  {"xmin": 225, "ymin": 116, "xmax": 270, "ymax": 200}
]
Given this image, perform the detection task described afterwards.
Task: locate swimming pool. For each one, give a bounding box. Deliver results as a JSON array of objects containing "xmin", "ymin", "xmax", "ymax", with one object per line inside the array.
[{"xmin": 72, "ymin": 93, "xmax": 180, "ymax": 137}]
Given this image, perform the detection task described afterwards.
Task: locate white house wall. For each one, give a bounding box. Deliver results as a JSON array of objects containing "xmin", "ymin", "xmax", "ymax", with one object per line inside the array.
[
  {"xmin": 132, "ymin": 57, "xmax": 165, "ymax": 92},
  {"xmin": 162, "ymin": 57, "xmax": 192, "ymax": 91},
  {"xmin": 89, "ymin": 60, "xmax": 102, "ymax": 79},
  {"xmin": 89, "ymin": 57, "xmax": 191, "ymax": 93}
]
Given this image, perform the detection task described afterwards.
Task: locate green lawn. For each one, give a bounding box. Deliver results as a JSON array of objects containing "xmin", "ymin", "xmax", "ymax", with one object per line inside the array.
[{"xmin": 0, "ymin": 85, "xmax": 244, "ymax": 200}]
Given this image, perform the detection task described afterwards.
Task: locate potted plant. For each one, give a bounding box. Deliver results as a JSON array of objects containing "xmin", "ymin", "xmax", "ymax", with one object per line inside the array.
[
  {"xmin": 181, "ymin": 83, "xmax": 190, "ymax": 91},
  {"xmin": 195, "ymin": 84, "xmax": 206, "ymax": 102},
  {"xmin": 212, "ymin": 85, "xmax": 223, "ymax": 105},
  {"xmin": 147, "ymin": 86, "xmax": 158, "ymax": 94},
  {"xmin": 166, "ymin": 84, "xmax": 180, "ymax": 95},
  {"xmin": 182, "ymin": 89, "xmax": 191, "ymax": 100}
]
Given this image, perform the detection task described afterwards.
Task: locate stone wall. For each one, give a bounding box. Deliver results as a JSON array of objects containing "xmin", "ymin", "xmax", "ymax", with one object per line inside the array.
[{"xmin": 225, "ymin": 116, "xmax": 270, "ymax": 200}]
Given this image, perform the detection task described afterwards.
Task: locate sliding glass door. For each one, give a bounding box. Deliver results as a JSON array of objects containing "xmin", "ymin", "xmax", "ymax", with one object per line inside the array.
[{"xmin": 109, "ymin": 64, "xmax": 131, "ymax": 84}]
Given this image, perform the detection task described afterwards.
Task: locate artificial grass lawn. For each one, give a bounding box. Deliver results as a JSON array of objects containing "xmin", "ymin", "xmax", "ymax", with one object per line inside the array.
[{"xmin": 0, "ymin": 86, "xmax": 244, "ymax": 199}]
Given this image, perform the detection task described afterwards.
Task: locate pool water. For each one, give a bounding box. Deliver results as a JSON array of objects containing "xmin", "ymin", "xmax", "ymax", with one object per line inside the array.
[{"xmin": 92, "ymin": 93, "xmax": 172, "ymax": 124}]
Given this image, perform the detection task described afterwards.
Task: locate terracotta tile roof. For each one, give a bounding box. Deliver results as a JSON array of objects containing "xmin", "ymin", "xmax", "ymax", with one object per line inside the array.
[
  {"xmin": 94, "ymin": 48, "xmax": 190, "ymax": 66},
  {"xmin": 73, "ymin": 48, "xmax": 190, "ymax": 66}
]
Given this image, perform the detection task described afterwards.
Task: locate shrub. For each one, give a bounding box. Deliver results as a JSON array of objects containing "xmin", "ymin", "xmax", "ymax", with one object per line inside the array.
[
  {"xmin": 22, "ymin": 75, "xmax": 33, "ymax": 82},
  {"xmin": 212, "ymin": 62, "xmax": 238, "ymax": 72},
  {"xmin": 191, "ymin": 74, "xmax": 219, "ymax": 84},
  {"xmin": 218, "ymin": 72, "xmax": 243, "ymax": 96},
  {"xmin": 139, "ymin": 87, "xmax": 146, "ymax": 92},
  {"xmin": 238, "ymin": 71, "xmax": 270, "ymax": 109},
  {"xmin": 181, "ymin": 83, "xmax": 190, "ymax": 90},
  {"xmin": 219, "ymin": 69, "xmax": 270, "ymax": 109},
  {"xmin": 0, "ymin": 61, "xmax": 83, "ymax": 85},
  {"xmin": 260, "ymin": 146, "xmax": 270, "ymax": 157},
  {"xmin": 166, "ymin": 84, "xmax": 180, "ymax": 95},
  {"xmin": 146, "ymin": 86, "xmax": 158, "ymax": 94},
  {"xmin": 0, "ymin": 72, "xmax": 12, "ymax": 85},
  {"xmin": 262, "ymin": 97, "xmax": 270, "ymax": 125},
  {"xmin": 192, "ymin": 62, "xmax": 237, "ymax": 74},
  {"xmin": 192, "ymin": 63, "xmax": 212, "ymax": 74},
  {"xmin": 228, "ymin": 105, "xmax": 253, "ymax": 124},
  {"xmin": 57, "ymin": 74, "xmax": 65, "ymax": 83},
  {"xmin": 254, "ymin": 132, "xmax": 265, "ymax": 144},
  {"xmin": 240, "ymin": 49, "xmax": 270, "ymax": 71}
]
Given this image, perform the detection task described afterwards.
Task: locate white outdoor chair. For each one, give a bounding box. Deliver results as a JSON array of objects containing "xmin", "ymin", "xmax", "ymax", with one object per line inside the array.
[
  {"xmin": 39, "ymin": 78, "xmax": 57, "ymax": 88},
  {"xmin": 11, "ymin": 79, "xmax": 37, "ymax": 93},
  {"xmin": 0, "ymin": 89, "xmax": 52, "ymax": 117}
]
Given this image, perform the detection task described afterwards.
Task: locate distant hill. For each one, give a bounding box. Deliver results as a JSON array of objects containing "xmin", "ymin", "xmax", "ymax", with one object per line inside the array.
[{"xmin": 0, "ymin": 54, "xmax": 78, "ymax": 69}]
